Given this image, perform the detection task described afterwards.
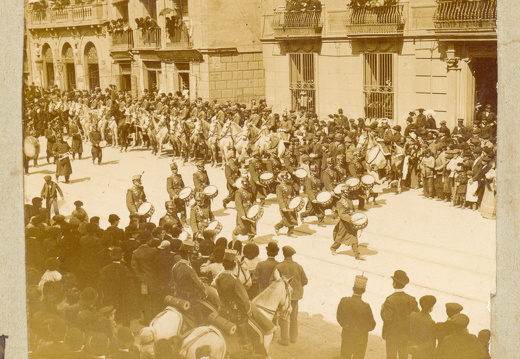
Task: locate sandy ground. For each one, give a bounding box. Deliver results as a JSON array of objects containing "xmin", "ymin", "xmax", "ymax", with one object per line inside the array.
[{"xmin": 24, "ymin": 139, "xmax": 495, "ymax": 358}]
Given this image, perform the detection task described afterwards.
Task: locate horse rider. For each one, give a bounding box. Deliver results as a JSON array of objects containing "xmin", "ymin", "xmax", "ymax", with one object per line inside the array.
[
  {"xmin": 166, "ymin": 162, "xmax": 187, "ymax": 226},
  {"xmin": 214, "ymin": 249, "xmax": 276, "ymax": 352},
  {"xmin": 170, "ymin": 240, "xmax": 208, "ymax": 326}
]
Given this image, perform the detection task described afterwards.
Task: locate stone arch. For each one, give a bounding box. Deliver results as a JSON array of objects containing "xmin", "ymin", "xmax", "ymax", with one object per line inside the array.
[
  {"xmin": 42, "ymin": 43, "xmax": 55, "ymax": 88},
  {"xmin": 62, "ymin": 43, "xmax": 76, "ymax": 90},
  {"xmin": 84, "ymin": 42, "xmax": 100, "ymax": 90}
]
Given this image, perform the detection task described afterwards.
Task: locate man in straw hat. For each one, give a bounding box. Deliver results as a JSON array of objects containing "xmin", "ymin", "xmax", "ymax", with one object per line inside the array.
[
  {"xmin": 381, "ymin": 270, "xmax": 419, "ymax": 359},
  {"xmin": 214, "ymin": 249, "xmax": 276, "ymax": 351},
  {"xmin": 330, "ymin": 184, "xmax": 363, "ymax": 259},
  {"xmin": 336, "ymin": 274, "xmax": 376, "ymax": 359}
]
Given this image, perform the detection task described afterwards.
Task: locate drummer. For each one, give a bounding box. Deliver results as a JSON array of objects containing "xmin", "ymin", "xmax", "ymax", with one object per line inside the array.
[
  {"xmin": 331, "ymin": 184, "xmax": 363, "ymax": 260},
  {"xmin": 193, "ymin": 160, "xmax": 210, "ymax": 194},
  {"xmin": 190, "ymin": 192, "xmax": 215, "ymax": 239},
  {"xmin": 52, "ymin": 134, "xmax": 73, "ymax": 183},
  {"xmin": 322, "ymin": 158, "xmax": 340, "ymax": 192},
  {"xmin": 232, "ymin": 175, "xmax": 257, "ymax": 242},
  {"xmin": 126, "ymin": 174, "xmax": 147, "ymax": 221},
  {"xmin": 249, "ymin": 153, "xmax": 268, "ymax": 206},
  {"xmin": 346, "ymin": 177, "xmax": 367, "ymax": 211},
  {"xmin": 166, "ymin": 162, "xmax": 187, "ymax": 226},
  {"xmin": 223, "ymin": 157, "xmax": 241, "ymax": 209},
  {"xmin": 300, "ymin": 164, "xmax": 325, "ymax": 226},
  {"xmin": 274, "ymin": 170, "xmax": 299, "ymax": 237},
  {"xmin": 89, "ymin": 123, "xmax": 103, "ymax": 165}
]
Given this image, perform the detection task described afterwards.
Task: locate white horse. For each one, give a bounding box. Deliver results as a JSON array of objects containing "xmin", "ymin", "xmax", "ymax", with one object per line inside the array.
[
  {"xmin": 206, "ymin": 118, "xmax": 222, "ymax": 166},
  {"xmin": 358, "ymin": 130, "xmax": 387, "ymax": 170},
  {"xmin": 179, "ymin": 326, "xmax": 227, "ymax": 359},
  {"xmin": 219, "ymin": 121, "xmax": 254, "ymax": 164}
]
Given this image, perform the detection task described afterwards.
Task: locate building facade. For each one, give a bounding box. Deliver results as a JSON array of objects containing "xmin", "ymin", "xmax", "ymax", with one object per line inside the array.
[
  {"xmin": 261, "ymin": 0, "xmax": 497, "ymax": 127},
  {"xmin": 25, "ymin": 0, "xmax": 265, "ymax": 102}
]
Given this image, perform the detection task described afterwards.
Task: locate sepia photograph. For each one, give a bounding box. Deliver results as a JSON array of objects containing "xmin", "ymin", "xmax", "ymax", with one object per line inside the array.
[{"xmin": 19, "ymin": 0, "xmax": 499, "ymax": 358}]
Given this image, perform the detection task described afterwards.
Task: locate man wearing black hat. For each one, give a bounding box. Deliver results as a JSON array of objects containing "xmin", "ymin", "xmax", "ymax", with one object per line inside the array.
[
  {"xmin": 70, "ymin": 200, "xmax": 89, "ymax": 226},
  {"xmin": 436, "ymin": 314, "xmax": 486, "ymax": 359},
  {"xmin": 381, "ymin": 270, "xmax": 419, "ymax": 359},
  {"xmin": 105, "ymin": 214, "xmax": 124, "ymax": 247},
  {"xmin": 166, "ymin": 162, "xmax": 187, "ymax": 225},
  {"xmin": 336, "ymin": 275, "xmax": 376, "ymax": 359},
  {"xmin": 274, "ymin": 246, "xmax": 308, "ymax": 345},
  {"xmin": 253, "ymin": 242, "xmax": 280, "ymax": 293},
  {"xmin": 100, "ymin": 247, "xmax": 138, "ymax": 326},
  {"xmin": 41, "ymin": 175, "xmax": 64, "ymax": 219}
]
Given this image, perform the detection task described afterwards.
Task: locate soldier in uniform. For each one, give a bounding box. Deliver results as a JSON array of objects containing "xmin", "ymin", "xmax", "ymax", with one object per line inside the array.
[
  {"xmin": 159, "ymin": 201, "xmax": 182, "ymax": 230},
  {"xmin": 336, "ymin": 154, "xmax": 349, "ymax": 183},
  {"xmin": 193, "ymin": 161, "xmax": 210, "ymax": 194},
  {"xmin": 249, "ymin": 153, "xmax": 268, "ymax": 206},
  {"xmin": 322, "ymin": 157, "xmax": 341, "ymax": 192},
  {"xmin": 336, "ymin": 275, "xmax": 376, "ymax": 359},
  {"xmin": 53, "ymin": 134, "xmax": 73, "ymax": 183},
  {"xmin": 300, "ymin": 164, "xmax": 325, "ymax": 226},
  {"xmin": 166, "ymin": 162, "xmax": 187, "ymax": 226},
  {"xmin": 223, "ymin": 157, "xmax": 241, "ymax": 209},
  {"xmin": 331, "ymin": 185, "xmax": 362, "ymax": 259},
  {"xmin": 190, "ymin": 192, "xmax": 215, "ymax": 238},
  {"xmin": 232, "ymin": 175, "xmax": 257, "ymax": 242},
  {"xmin": 126, "ymin": 175, "xmax": 147, "ymax": 220},
  {"xmin": 214, "ymin": 250, "xmax": 276, "ymax": 351},
  {"xmin": 170, "ymin": 240, "xmax": 208, "ymax": 325},
  {"xmin": 89, "ymin": 123, "xmax": 103, "ymax": 165},
  {"xmin": 274, "ymin": 170, "xmax": 299, "ymax": 237}
]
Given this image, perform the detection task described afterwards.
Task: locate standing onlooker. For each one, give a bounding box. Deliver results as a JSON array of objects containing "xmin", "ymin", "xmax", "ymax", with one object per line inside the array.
[
  {"xmin": 420, "ymin": 150, "xmax": 435, "ymax": 199},
  {"xmin": 435, "ymin": 314, "xmax": 486, "ymax": 359},
  {"xmin": 90, "ymin": 123, "xmax": 103, "ymax": 165},
  {"xmin": 41, "ymin": 175, "xmax": 64, "ymax": 219},
  {"xmin": 381, "ymin": 270, "xmax": 419, "ymax": 359},
  {"xmin": 70, "ymin": 200, "xmax": 89, "ymax": 226},
  {"xmin": 408, "ymin": 295, "xmax": 437, "ymax": 359},
  {"xmin": 435, "ymin": 302, "xmax": 464, "ymax": 346},
  {"xmin": 336, "ymin": 275, "xmax": 376, "ymax": 359},
  {"xmin": 274, "ymin": 246, "xmax": 308, "ymax": 346}
]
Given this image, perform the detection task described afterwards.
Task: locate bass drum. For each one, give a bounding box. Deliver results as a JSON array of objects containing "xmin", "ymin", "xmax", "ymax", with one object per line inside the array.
[{"xmin": 24, "ymin": 136, "xmax": 40, "ymax": 159}]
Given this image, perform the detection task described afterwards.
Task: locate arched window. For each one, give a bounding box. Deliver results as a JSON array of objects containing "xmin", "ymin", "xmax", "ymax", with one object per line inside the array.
[
  {"xmin": 84, "ymin": 42, "xmax": 100, "ymax": 91},
  {"xmin": 62, "ymin": 43, "xmax": 76, "ymax": 90},
  {"xmin": 42, "ymin": 43, "xmax": 54, "ymax": 88}
]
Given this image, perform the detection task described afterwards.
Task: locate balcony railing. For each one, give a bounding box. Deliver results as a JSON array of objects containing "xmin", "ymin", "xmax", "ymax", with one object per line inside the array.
[
  {"xmin": 434, "ymin": 0, "xmax": 497, "ymax": 32},
  {"xmin": 345, "ymin": 4, "xmax": 405, "ymax": 35},
  {"xmin": 135, "ymin": 28, "xmax": 161, "ymax": 49},
  {"xmin": 28, "ymin": 3, "xmax": 107, "ymax": 27},
  {"xmin": 110, "ymin": 30, "xmax": 134, "ymax": 51},
  {"xmin": 165, "ymin": 20, "xmax": 192, "ymax": 48},
  {"xmin": 271, "ymin": 10, "xmax": 324, "ymax": 37}
]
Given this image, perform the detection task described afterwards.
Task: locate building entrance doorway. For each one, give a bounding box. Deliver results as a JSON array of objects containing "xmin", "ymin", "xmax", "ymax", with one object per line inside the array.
[{"xmin": 471, "ymin": 57, "xmax": 498, "ymax": 111}]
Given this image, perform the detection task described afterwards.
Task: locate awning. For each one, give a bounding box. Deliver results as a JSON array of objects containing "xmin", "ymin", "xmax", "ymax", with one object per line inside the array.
[
  {"xmin": 110, "ymin": 52, "xmax": 133, "ymax": 61},
  {"xmin": 156, "ymin": 50, "xmax": 203, "ymax": 62}
]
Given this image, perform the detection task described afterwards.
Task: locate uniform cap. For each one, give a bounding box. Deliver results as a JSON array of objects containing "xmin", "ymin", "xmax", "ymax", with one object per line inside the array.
[
  {"xmin": 391, "ymin": 270, "xmax": 410, "ymax": 286},
  {"xmin": 165, "ymin": 200, "xmax": 175, "ymax": 207},
  {"xmin": 449, "ymin": 313, "xmax": 470, "ymax": 328},
  {"xmin": 354, "ymin": 275, "xmax": 368, "ymax": 289},
  {"xmin": 170, "ymin": 162, "xmax": 178, "ymax": 170},
  {"xmin": 132, "ymin": 174, "xmax": 142, "ymax": 181},
  {"xmin": 223, "ymin": 249, "xmax": 237, "ymax": 262},
  {"xmin": 108, "ymin": 214, "xmax": 120, "ymax": 223},
  {"xmin": 282, "ymin": 246, "xmax": 296, "ymax": 257}
]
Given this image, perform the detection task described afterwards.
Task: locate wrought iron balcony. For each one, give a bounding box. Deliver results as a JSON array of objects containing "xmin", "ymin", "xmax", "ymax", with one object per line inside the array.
[
  {"xmin": 165, "ymin": 19, "xmax": 192, "ymax": 49},
  {"xmin": 134, "ymin": 28, "xmax": 162, "ymax": 49},
  {"xmin": 345, "ymin": 4, "xmax": 405, "ymax": 36},
  {"xmin": 434, "ymin": 0, "xmax": 497, "ymax": 33},
  {"xmin": 109, "ymin": 29, "xmax": 134, "ymax": 51},
  {"xmin": 27, "ymin": 3, "xmax": 108, "ymax": 28},
  {"xmin": 271, "ymin": 10, "xmax": 324, "ymax": 38}
]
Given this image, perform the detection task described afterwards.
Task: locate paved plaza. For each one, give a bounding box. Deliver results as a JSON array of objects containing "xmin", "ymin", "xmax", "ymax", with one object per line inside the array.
[{"xmin": 24, "ymin": 139, "xmax": 496, "ymax": 358}]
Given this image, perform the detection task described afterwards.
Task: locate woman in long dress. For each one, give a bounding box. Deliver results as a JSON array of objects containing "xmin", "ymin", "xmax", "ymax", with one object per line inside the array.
[{"xmin": 479, "ymin": 161, "xmax": 496, "ymax": 220}]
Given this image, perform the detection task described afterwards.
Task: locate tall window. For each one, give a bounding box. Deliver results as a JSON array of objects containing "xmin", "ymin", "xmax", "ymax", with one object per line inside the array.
[
  {"xmin": 364, "ymin": 53, "xmax": 394, "ymax": 120},
  {"xmin": 289, "ymin": 53, "xmax": 316, "ymax": 112}
]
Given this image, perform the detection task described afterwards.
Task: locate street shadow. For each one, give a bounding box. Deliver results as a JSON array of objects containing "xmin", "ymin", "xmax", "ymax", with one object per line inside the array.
[
  {"xmin": 253, "ymin": 233, "xmax": 275, "ymax": 245},
  {"xmin": 294, "ymin": 223, "xmax": 316, "ymax": 236},
  {"xmin": 338, "ymin": 243, "xmax": 378, "ymax": 258},
  {"xmin": 212, "ymin": 208, "xmax": 230, "ymax": 218},
  {"xmin": 367, "ymin": 198, "xmax": 387, "ymax": 209},
  {"xmin": 67, "ymin": 177, "xmax": 91, "ymax": 184},
  {"xmin": 307, "ymin": 216, "xmax": 336, "ymax": 227},
  {"xmin": 100, "ymin": 160, "xmax": 120, "ymax": 166},
  {"xmin": 27, "ymin": 169, "xmax": 54, "ymax": 175},
  {"xmin": 271, "ymin": 312, "xmax": 341, "ymax": 359}
]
